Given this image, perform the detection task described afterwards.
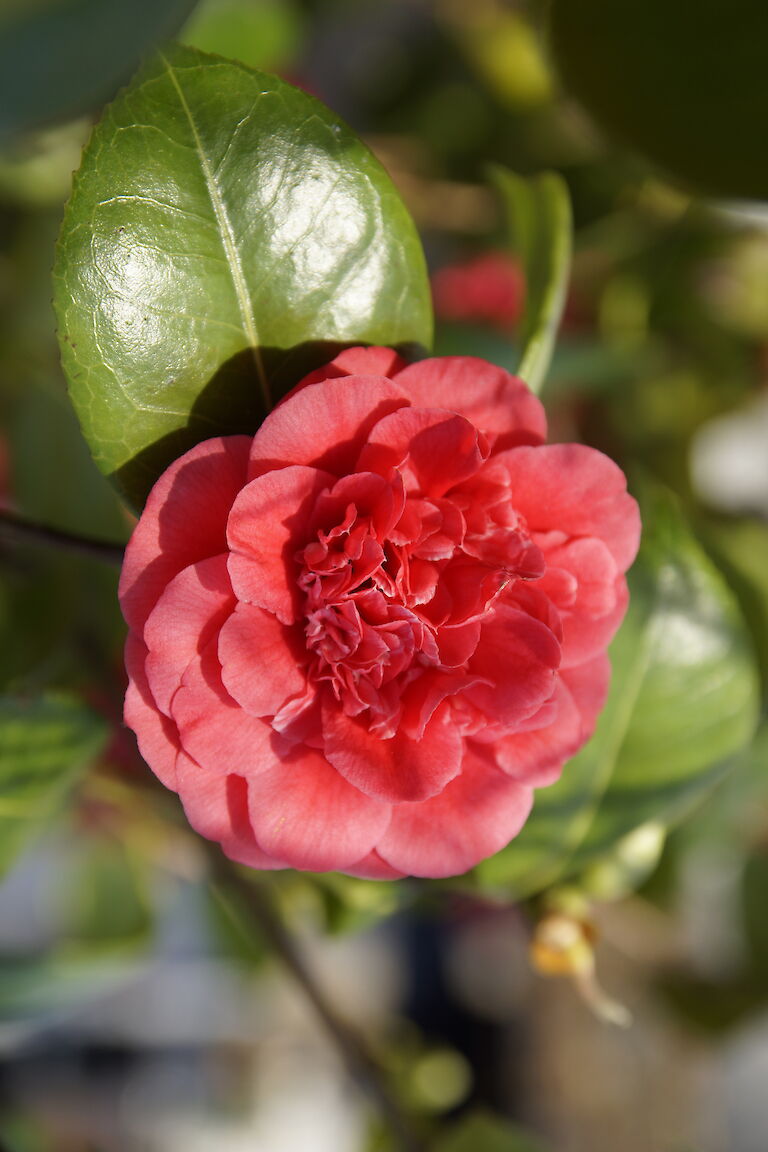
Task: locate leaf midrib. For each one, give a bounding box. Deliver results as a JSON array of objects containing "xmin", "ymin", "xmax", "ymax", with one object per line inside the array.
[{"xmin": 160, "ymin": 51, "xmax": 271, "ymax": 409}]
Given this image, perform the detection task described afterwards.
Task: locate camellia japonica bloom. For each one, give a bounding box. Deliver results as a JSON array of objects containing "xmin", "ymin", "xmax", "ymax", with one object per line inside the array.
[{"xmin": 120, "ymin": 348, "xmax": 640, "ymax": 879}]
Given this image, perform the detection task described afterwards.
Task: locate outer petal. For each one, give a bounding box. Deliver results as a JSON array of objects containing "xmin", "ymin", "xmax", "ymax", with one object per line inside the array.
[
  {"xmin": 219, "ymin": 601, "xmax": 309, "ymax": 718},
  {"xmin": 465, "ymin": 603, "xmax": 561, "ymax": 728},
  {"xmin": 538, "ymin": 537, "xmax": 618, "ymax": 617},
  {"xmin": 143, "ymin": 554, "xmax": 234, "ymax": 716},
  {"xmin": 561, "ymin": 652, "xmax": 612, "ymax": 736},
  {"xmin": 120, "ymin": 436, "xmax": 250, "ymax": 631},
  {"xmin": 560, "ymin": 577, "xmax": 629, "ymax": 668},
  {"xmin": 248, "ymin": 376, "xmax": 409, "ymax": 480},
  {"xmin": 297, "ymin": 346, "xmax": 408, "ymax": 387},
  {"xmin": 124, "ymin": 632, "xmax": 180, "ymax": 790},
  {"xmin": 322, "ymin": 700, "xmax": 463, "ymax": 803},
  {"xmin": 394, "ymin": 356, "xmax": 547, "ymax": 450},
  {"xmin": 343, "ymin": 851, "xmax": 406, "ymax": 880},
  {"xmin": 176, "ymin": 758, "xmax": 285, "ymax": 870},
  {"xmin": 172, "ymin": 639, "xmax": 290, "ymax": 777},
  {"xmin": 494, "ymin": 677, "xmax": 583, "ymax": 787},
  {"xmin": 377, "ymin": 744, "xmax": 533, "ymax": 878},
  {"xmin": 227, "ymin": 465, "xmax": 335, "ymax": 623},
  {"xmin": 357, "ymin": 408, "xmax": 488, "ymax": 498},
  {"xmin": 246, "ymin": 747, "xmax": 391, "ymax": 871},
  {"xmin": 500, "ymin": 444, "xmax": 641, "ymax": 571}
]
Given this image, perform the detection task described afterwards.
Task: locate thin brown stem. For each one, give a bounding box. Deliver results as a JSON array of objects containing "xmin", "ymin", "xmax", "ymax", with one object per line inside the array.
[
  {"xmin": 210, "ymin": 857, "xmax": 427, "ymax": 1152},
  {"xmin": 0, "ymin": 510, "xmax": 125, "ymax": 565}
]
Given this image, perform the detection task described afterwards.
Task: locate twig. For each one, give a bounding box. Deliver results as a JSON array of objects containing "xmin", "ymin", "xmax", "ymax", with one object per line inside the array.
[
  {"xmin": 0, "ymin": 509, "xmax": 125, "ymax": 565},
  {"xmin": 210, "ymin": 857, "xmax": 427, "ymax": 1152}
]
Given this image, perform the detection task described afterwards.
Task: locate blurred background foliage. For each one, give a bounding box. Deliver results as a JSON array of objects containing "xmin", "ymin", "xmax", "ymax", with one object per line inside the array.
[{"xmin": 1, "ymin": 1, "xmax": 768, "ymax": 1150}]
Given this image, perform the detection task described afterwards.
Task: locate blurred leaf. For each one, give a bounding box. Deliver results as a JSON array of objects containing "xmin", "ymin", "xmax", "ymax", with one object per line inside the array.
[
  {"xmin": 477, "ymin": 493, "xmax": 760, "ymax": 897},
  {"xmin": 0, "ymin": 120, "xmax": 91, "ymax": 208},
  {"xmin": 742, "ymin": 849, "xmax": 768, "ymax": 972},
  {"xmin": 54, "ymin": 43, "xmax": 433, "ymax": 508},
  {"xmin": 0, "ymin": 954, "xmax": 136, "ymax": 1029},
  {"xmin": 66, "ymin": 836, "xmax": 153, "ymax": 952},
  {"xmin": 182, "ymin": 0, "xmax": 304, "ymax": 73},
  {"xmin": 208, "ymin": 881, "xmax": 268, "ymax": 967},
  {"xmin": 0, "ymin": 693, "xmax": 108, "ymax": 878},
  {"xmin": 549, "ymin": 0, "xmax": 768, "ymax": 200},
  {"xmin": 658, "ymin": 970, "xmax": 768, "ymax": 1037},
  {"xmin": 298, "ymin": 871, "xmax": 403, "ymax": 935},
  {"xmin": 0, "ymin": 0, "xmax": 198, "ymax": 142},
  {"xmin": 701, "ymin": 517, "xmax": 768, "ymax": 699},
  {"xmin": 491, "ymin": 166, "xmax": 571, "ymax": 395},
  {"xmin": 455, "ymin": 9, "xmax": 553, "ymax": 110},
  {"xmin": 436, "ymin": 1111, "xmax": 546, "ymax": 1152}
]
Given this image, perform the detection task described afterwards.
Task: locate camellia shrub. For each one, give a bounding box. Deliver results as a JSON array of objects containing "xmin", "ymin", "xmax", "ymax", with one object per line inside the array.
[{"xmin": 1, "ymin": 10, "xmax": 765, "ymax": 1146}]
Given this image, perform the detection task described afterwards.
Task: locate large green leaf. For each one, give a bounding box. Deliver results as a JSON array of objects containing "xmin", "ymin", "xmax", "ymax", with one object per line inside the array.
[
  {"xmin": 549, "ymin": 0, "xmax": 768, "ymax": 201},
  {"xmin": 0, "ymin": 694, "xmax": 108, "ymax": 878},
  {"xmin": 477, "ymin": 495, "xmax": 760, "ymax": 897},
  {"xmin": 0, "ymin": 0, "xmax": 198, "ymax": 142},
  {"xmin": 54, "ymin": 44, "xmax": 433, "ymax": 508},
  {"xmin": 491, "ymin": 165, "xmax": 571, "ymax": 395}
]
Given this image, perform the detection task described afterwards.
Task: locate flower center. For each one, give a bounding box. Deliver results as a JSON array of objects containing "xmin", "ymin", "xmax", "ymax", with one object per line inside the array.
[
  {"xmin": 295, "ymin": 483, "xmax": 546, "ymax": 739},
  {"xmin": 297, "ymin": 511, "xmax": 439, "ymax": 738}
]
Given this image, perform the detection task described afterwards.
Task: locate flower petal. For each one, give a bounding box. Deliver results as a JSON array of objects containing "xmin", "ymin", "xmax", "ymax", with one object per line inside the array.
[
  {"xmin": 560, "ymin": 577, "xmax": 629, "ymax": 667},
  {"xmin": 218, "ymin": 601, "xmax": 308, "ymax": 718},
  {"xmin": 246, "ymin": 747, "xmax": 391, "ymax": 871},
  {"xmin": 175, "ymin": 759, "xmax": 285, "ymax": 870},
  {"xmin": 172, "ymin": 639, "xmax": 289, "ymax": 777},
  {"xmin": 124, "ymin": 633, "xmax": 180, "ymax": 789},
  {"xmin": 394, "ymin": 356, "xmax": 547, "ymax": 450},
  {"xmin": 494, "ymin": 677, "xmax": 583, "ymax": 786},
  {"xmin": 227, "ymin": 465, "xmax": 335, "ymax": 624},
  {"xmin": 297, "ymin": 346, "xmax": 408, "ymax": 387},
  {"xmin": 322, "ymin": 699, "xmax": 463, "ymax": 803},
  {"xmin": 358, "ymin": 408, "xmax": 488, "ymax": 497},
  {"xmin": 377, "ymin": 743, "xmax": 533, "ymax": 878},
  {"xmin": 144, "ymin": 554, "xmax": 234, "ymax": 716},
  {"xmin": 248, "ymin": 377, "xmax": 409, "ymax": 480},
  {"xmin": 120, "ymin": 436, "xmax": 250, "ymax": 631},
  {"xmin": 466, "ymin": 602, "xmax": 561, "ymax": 728},
  {"xmin": 343, "ymin": 850, "xmax": 406, "ymax": 880},
  {"xmin": 561, "ymin": 652, "xmax": 612, "ymax": 735},
  {"xmin": 499, "ymin": 444, "xmax": 641, "ymax": 571}
]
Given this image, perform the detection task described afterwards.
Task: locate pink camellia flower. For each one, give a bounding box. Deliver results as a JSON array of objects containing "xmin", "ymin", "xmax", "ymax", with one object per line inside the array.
[
  {"xmin": 120, "ymin": 348, "xmax": 640, "ymax": 879},
  {"xmin": 431, "ymin": 252, "xmax": 525, "ymax": 331}
]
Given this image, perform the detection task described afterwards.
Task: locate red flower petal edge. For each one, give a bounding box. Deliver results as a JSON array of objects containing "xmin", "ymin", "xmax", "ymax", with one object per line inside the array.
[{"xmin": 120, "ymin": 350, "xmax": 640, "ymax": 879}]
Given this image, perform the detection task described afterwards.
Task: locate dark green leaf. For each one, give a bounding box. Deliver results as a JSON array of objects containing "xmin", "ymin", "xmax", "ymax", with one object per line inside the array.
[
  {"xmin": 549, "ymin": 0, "xmax": 768, "ymax": 200},
  {"xmin": 0, "ymin": 0, "xmax": 198, "ymax": 142},
  {"xmin": 54, "ymin": 44, "xmax": 433, "ymax": 508},
  {"xmin": 0, "ymin": 693, "xmax": 108, "ymax": 878},
  {"xmin": 477, "ymin": 494, "xmax": 760, "ymax": 897},
  {"xmin": 491, "ymin": 165, "xmax": 571, "ymax": 395}
]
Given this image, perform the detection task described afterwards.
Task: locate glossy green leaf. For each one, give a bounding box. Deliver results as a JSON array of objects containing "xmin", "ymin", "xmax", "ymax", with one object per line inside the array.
[
  {"xmin": 477, "ymin": 495, "xmax": 760, "ymax": 897},
  {"xmin": 54, "ymin": 44, "xmax": 433, "ymax": 508},
  {"xmin": 0, "ymin": 0, "xmax": 198, "ymax": 142},
  {"xmin": 549, "ymin": 0, "xmax": 768, "ymax": 200},
  {"xmin": 0, "ymin": 694, "xmax": 108, "ymax": 878},
  {"xmin": 491, "ymin": 165, "xmax": 571, "ymax": 395}
]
